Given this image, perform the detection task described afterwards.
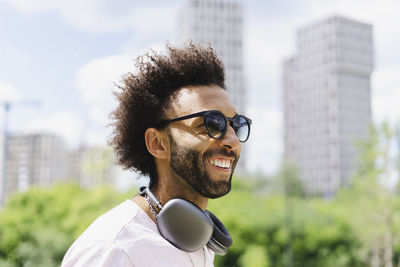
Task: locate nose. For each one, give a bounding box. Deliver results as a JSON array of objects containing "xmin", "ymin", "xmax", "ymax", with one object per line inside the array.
[{"xmin": 218, "ymin": 123, "xmax": 241, "ymax": 152}]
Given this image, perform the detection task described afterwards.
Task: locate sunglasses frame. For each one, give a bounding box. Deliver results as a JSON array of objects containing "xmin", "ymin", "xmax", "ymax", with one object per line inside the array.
[{"xmin": 156, "ymin": 110, "xmax": 252, "ymax": 142}]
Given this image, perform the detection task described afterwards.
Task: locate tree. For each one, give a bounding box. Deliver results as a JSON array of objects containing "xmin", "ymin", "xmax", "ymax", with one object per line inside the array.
[
  {"xmin": 0, "ymin": 184, "xmax": 133, "ymax": 267},
  {"xmin": 337, "ymin": 122, "xmax": 400, "ymax": 267},
  {"xmin": 210, "ymin": 175, "xmax": 362, "ymax": 267}
]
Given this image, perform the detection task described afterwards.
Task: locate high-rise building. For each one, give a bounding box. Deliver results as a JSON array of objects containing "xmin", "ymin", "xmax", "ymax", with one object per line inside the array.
[
  {"xmin": 178, "ymin": 0, "xmax": 247, "ymax": 170},
  {"xmin": 0, "ymin": 132, "xmax": 119, "ymax": 204},
  {"xmin": 283, "ymin": 16, "xmax": 374, "ymax": 197},
  {"xmin": 2, "ymin": 133, "xmax": 68, "ymax": 202},
  {"xmin": 179, "ymin": 0, "xmax": 245, "ymax": 113}
]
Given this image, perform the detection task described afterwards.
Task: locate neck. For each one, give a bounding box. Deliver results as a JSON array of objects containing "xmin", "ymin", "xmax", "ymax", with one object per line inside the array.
[
  {"xmin": 152, "ymin": 176, "xmax": 209, "ymax": 210},
  {"xmin": 132, "ymin": 168, "xmax": 209, "ymax": 223}
]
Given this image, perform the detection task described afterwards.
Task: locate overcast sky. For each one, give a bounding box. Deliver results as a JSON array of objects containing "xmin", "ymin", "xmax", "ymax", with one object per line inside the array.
[{"xmin": 0, "ymin": 0, "xmax": 399, "ymax": 176}]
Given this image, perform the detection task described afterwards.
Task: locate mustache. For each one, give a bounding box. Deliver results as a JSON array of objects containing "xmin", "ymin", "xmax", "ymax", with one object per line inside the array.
[{"xmin": 202, "ymin": 149, "xmax": 239, "ymax": 162}]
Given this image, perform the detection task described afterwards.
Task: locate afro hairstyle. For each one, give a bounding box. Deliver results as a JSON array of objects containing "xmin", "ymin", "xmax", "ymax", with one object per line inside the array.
[{"xmin": 109, "ymin": 42, "xmax": 226, "ymax": 186}]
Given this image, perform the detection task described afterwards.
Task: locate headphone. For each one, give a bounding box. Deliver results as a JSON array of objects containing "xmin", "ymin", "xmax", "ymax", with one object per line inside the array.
[{"xmin": 139, "ymin": 187, "xmax": 233, "ymax": 255}]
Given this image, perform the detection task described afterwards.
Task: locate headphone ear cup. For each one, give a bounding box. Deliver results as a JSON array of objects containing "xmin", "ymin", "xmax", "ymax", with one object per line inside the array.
[
  {"xmin": 157, "ymin": 199, "xmax": 214, "ymax": 252},
  {"xmin": 204, "ymin": 210, "xmax": 233, "ymax": 255}
]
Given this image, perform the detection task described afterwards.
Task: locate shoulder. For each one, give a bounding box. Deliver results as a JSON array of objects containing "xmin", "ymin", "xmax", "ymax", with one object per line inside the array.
[
  {"xmin": 77, "ymin": 200, "xmax": 149, "ymax": 243},
  {"xmin": 61, "ymin": 200, "xmax": 215, "ymax": 266},
  {"xmin": 61, "ymin": 200, "xmax": 150, "ymax": 267}
]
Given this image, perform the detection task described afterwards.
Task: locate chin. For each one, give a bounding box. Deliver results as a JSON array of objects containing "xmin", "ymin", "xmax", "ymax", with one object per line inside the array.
[
  {"xmin": 206, "ymin": 184, "xmax": 231, "ymax": 199},
  {"xmin": 202, "ymin": 177, "xmax": 232, "ymax": 199}
]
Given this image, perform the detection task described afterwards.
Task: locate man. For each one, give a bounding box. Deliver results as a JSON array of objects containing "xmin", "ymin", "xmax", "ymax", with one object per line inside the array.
[{"xmin": 61, "ymin": 43, "xmax": 251, "ymax": 266}]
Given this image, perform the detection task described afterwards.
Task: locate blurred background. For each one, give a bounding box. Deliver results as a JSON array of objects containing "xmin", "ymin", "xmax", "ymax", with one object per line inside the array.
[{"xmin": 0, "ymin": 0, "xmax": 399, "ymax": 266}]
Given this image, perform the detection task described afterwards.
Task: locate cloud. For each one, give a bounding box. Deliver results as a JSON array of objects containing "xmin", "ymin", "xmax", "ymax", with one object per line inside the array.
[
  {"xmin": 22, "ymin": 111, "xmax": 84, "ymax": 147},
  {"xmin": 76, "ymin": 52, "xmax": 154, "ymax": 148},
  {"xmin": 77, "ymin": 54, "xmax": 134, "ymax": 103},
  {"xmin": 76, "ymin": 53, "xmax": 135, "ymax": 126},
  {"xmin": 3, "ymin": 0, "xmax": 182, "ymax": 35},
  {"xmin": 0, "ymin": 81, "xmax": 19, "ymax": 102}
]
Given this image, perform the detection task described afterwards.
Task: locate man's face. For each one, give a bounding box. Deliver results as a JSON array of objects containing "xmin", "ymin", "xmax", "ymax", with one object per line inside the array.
[{"xmin": 165, "ymin": 85, "xmax": 241, "ymax": 198}]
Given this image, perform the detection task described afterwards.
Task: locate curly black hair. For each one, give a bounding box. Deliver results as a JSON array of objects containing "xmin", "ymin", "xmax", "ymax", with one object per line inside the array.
[{"xmin": 109, "ymin": 43, "xmax": 226, "ymax": 186}]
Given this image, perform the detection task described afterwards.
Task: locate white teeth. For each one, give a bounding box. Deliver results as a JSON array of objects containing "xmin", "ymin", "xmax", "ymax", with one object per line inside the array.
[{"xmin": 209, "ymin": 159, "xmax": 231, "ymax": 169}]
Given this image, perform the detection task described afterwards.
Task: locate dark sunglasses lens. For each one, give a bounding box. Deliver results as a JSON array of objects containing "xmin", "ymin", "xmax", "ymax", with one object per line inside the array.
[
  {"xmin": 234, "ymin": 116, "xmax": 250, "ymax": 142},
  {"xmin": 205, "ymin": 112, "xmax": 226, "ymax": 139}
]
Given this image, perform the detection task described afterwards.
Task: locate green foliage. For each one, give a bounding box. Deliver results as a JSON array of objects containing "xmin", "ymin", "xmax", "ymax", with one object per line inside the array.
[
  {"xmin": 335, "ymin": 122, "xmax": 400, "ymax": 266},
  {"xmin": 210, "ymin": 180, "xmax": 363, "ymax": 267},
  {"xmin": 0, "ymin": 176, "xmax": 366, "ymax": 267},
  {"xmin": 0, "ymin": 183, "xmax": 134, "ymax": 267},
  {"xmin": 239, "ymin": 245, "xmax": 270, "ymax": 267}
]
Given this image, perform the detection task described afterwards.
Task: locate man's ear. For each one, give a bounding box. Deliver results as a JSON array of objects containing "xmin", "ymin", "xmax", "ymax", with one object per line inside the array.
[{"xmin": 144, "ymin": 128, "xmax": 168, "ymax": 159}]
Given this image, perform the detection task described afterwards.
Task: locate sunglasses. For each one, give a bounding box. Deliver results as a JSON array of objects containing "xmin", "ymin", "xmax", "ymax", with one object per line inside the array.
[{"xmin": 156, "ymin": 110, "xmax": 252, "ymax": 142}]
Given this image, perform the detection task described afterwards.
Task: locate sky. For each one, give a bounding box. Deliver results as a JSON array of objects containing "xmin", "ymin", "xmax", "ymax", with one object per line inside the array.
[{"xmin": 0, "ymin": 0, "xmax": 399, "ymax": 177}]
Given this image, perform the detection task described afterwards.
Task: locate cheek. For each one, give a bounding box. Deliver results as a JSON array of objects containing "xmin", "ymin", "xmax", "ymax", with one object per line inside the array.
[{"xmin": 169, "ymin": 128, "xmax": 210, "ymax": 148}]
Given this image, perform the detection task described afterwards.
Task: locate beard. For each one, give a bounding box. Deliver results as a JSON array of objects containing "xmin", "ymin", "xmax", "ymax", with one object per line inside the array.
[{"xmin": 168, "ymin": 135, "xmax": 239, "ymax": 199}]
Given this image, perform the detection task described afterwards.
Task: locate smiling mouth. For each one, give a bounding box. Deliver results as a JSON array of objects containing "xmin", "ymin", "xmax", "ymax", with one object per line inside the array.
[{"xmin": 209, "ymin": 159, "xmax": 232, "ymax": 170}]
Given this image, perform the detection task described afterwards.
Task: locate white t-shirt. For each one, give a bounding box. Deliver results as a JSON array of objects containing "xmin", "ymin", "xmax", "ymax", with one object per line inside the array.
[{"xmin": 61, "ymin": 200, "xmax": 215, "ymax": 267}]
